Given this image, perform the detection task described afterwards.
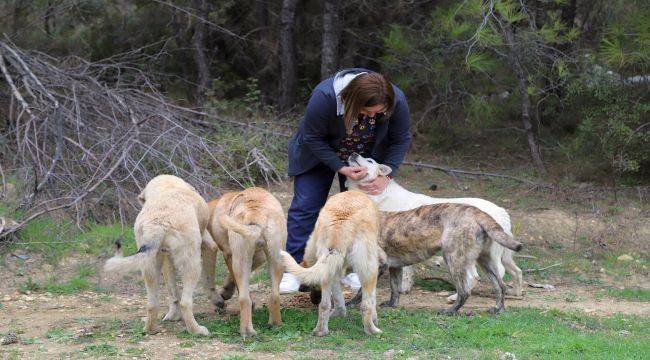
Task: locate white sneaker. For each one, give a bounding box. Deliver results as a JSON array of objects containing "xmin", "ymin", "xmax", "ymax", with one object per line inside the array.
[
  {"xmin": 279, "ymin": 272, "xmax": 301, "ymax": 294},
  {"xmin": 341, "ymin": 272, "xmax": 361, "ymax": 289}
]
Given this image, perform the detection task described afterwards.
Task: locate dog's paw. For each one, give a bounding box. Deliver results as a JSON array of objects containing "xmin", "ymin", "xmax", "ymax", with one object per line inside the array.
[
  {"xmin": 364, "ymin": 326, "xmax": 382, "ymax": 335},
  {"xmin": 241, "ymin": 327, "xmax": 257, "ymax": 338},
  {"xmin": 189, "ymin": 325, "xmax": 209, "ymax": 336},
  {"xmin": 380, "ymin": 300, "xmax": 398, "ymax": 308},
  {"xmin": 144, "ymin": 325, "xmax": 162, "ymax": 335},
  {"xmin": 446, "ymin": 293, "xmax": 458, "ymax": 304},
  {"xmin": 330, "ymin": 308, "xmax": 347, "ymax": 317},
  {"xmin": 437, "ymin": 308, "xmax": 458, "ymax": 316},
  {"xmin": 213, "ymin": 297, "xmax": 227, "ymax": 310},
  {"xmin": 162, "ymin": 309, "xmax": 182, "ymax": 322},
  {"xmin": 487, "ymin": 306, "xmax": 504, "ymax": 315},
  {"xmin": 505, "ymin": 288, "xmax": 524, "ymax": 298},
  {"xmin": 311, "ymin": 328, "xmax": 329, "ymax": 337}
]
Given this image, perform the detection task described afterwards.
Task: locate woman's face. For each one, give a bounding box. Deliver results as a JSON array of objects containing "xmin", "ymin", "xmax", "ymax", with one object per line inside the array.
[{"xmin": 359, "ymin": 103, "xmax": 387, "ymax": 118}]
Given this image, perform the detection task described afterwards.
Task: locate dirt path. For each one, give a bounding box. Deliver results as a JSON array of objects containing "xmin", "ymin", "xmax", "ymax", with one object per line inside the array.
[{"xmin": 1, "ymin": 273, "xmax": 648, "ymax": 359}]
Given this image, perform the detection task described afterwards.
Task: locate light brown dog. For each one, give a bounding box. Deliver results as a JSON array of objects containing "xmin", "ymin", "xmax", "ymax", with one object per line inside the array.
[
  {"xmin": 280, "ymin": 190, "xmax": 383, "ymax": 336},
  {"xmin": 104, "ymin": 175, "xmax": 212, "ymax": 336},
  {"xmin": 203, "ymin": 187, "xmax": 286, "ymax": 337}
]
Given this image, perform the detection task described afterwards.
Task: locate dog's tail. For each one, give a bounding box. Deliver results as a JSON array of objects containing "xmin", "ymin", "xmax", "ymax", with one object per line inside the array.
[
  {"xmin": 477, "ymin": 213, "xmax": 523, "ymax": 252},
  {"xmin": 280, "ymin": 249, "xmax": 344, "ymax": 286},
  {"xmin": 103, "ymin": 226, "xmax": 165, "ymax": 274},
  {"xmin": 219, "ymin": 213, "xmax": 262, "ymax": 240}
]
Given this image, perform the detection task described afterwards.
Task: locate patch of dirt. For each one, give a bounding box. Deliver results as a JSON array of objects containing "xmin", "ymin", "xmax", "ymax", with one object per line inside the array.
[
  {"xmin": 1, "ymin": 267, "xmax": 649, "ymax": 359},
  {"xmin": 514, "ymin": 208, "xmax": 650, "ymax": 252}
]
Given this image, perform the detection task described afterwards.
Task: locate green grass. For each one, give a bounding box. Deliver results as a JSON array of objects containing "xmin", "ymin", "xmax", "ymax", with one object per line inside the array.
[
  {"xmin": 159, "ymin": 306, "xmax": 650, "ymax": 359},
  {"xmin": 18, "ymin": 277, "xmax": 41, "ymax": 293},
  {"xmin": 44, "ymin": 262, "xmax": 96, "ymax": 294},
  {"xmin": 18, "ymin": 262, "xmax": 100, "ymax": 295},
  {"xmin": 414, "ymin": 278, "xmax": 455, "ymax": 292},
  {"xmin": 79, "ymin": 343, "xmax": 119, "ymax": 357},
  {"xmin": 606, "ymin": 287, "xmax": 650, "ymax": 302},
  {"xmin": 4, "ymin": 216, "xmax": 135, "ymax": 266},
  {"xmin": 45, "ymin": 327, "xmax": 75, "ymax": 343}
]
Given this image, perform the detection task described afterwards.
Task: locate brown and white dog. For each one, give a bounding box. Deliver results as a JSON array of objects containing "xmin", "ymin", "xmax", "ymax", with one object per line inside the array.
[
  {"xmin": 280, "ymin": 190, "xmax": 383, "ymax": 336},
  {"xmin": 376, "ymin": 203, "xmax": 522, "ymax": 314},
  {"xmin": 104, "ymin": 175, "xmax": 213, "ymax": 335},
  {"xmin": 203, "ymin": 187, "xmax": 286, "ymax": 337}
]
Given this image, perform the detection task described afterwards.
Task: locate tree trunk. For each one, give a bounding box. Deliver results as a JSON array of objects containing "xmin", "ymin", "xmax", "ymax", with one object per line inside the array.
[
  {"xmin": 321, "ymin": 0, "xmax": 341, "ymax": 80},
  {"xmin": 192, "ymin": 0, "xmax": 211, "ymax": 100},
  {"xmin": 279, "ymin": 0, "xmax": 299, "ymax": 112},
  {"xmin": 256, "ymin": 0, "xmax": 274, "ymax": 106},
  {"xmin": 44, "ymin": 1, "xmax": 54, "ymax": 36},
  {"xmin": 502, "ymin": 22, "xmax": 547, "ymax": 175}
]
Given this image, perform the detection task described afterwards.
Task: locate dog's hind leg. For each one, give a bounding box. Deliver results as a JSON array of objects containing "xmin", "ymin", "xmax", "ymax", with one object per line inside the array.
[
  {"xmin": 161, "ymin": 256, "xmax": 182, "ymax": 321},
  {"xmin": 380, "ymin": 267, "xmax": 403, "ymax": 308},
  {"xmin": 346, "ymin": 263, "xmax": 386, "ymax": 307},
  {"xmin": 230, "ymin": 235, "xmax": 256, "ymax": 337},
  {"xmin": 502, "ymin": 250, "xmax": 523, "ymax": 297},
  {"xmin": 142, "ymin": 256, "xmax": 162, "ymax": 334},
  {"xmin": 479, "ymin": 256, "xmax": 507, "ymax": 314},
  {"xmin": 446, "ymin": 266, "xmax": 478, "ymax": 304},
  {"xmin": 265, "ymin": 249, "xmax": 284, "ymax": 327},
  {"xmin": 312, "ymin": 280, "xmax": 332, "ymax": 336},
  {"xmin": 175, "ymin": 234, "xmax": 209, "ymax": 336},
  {"xmin": 201, "ymin": 239, "xmax": 219, "ymax": 307},
  {"xmin": 359, "ymin": 269, "xmax": 381, "ymax": 334},
  {"xmin": 438, "ymin": 254, "xmax": 471, "ymax": 316},
  {"xmin": 211, "ymin": 252, "xmax": 236, "ymax": 312},
  {"xmin": 330, "ymin": 274, "xmax": 347, "ymax": 317}
]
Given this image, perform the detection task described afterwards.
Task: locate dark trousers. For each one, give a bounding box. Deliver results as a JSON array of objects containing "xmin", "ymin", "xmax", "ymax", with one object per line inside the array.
[{"xmin": 286, "ymin": 163, "xmax": 346, "ymax": 262}]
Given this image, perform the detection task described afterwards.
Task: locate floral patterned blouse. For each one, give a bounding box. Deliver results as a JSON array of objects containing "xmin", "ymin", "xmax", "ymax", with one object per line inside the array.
[{"xmin": 336, "ymin": 113, "xmax": 382, "ymax": 161}]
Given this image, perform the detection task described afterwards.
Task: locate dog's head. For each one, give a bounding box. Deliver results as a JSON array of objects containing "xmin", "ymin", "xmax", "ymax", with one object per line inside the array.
[
  {"xmin": 346, "ymin": 153, "xmax": 392, "ymax": 187},
  {"xmin": 138, "ymin": 174, "xmax": 199, "ymax": 206}
]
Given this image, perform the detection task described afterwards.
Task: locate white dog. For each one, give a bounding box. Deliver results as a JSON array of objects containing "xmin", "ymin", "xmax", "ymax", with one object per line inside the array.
[{"xmin": 346, "ymin": 153, "xmax": 523, "ymax": 300}]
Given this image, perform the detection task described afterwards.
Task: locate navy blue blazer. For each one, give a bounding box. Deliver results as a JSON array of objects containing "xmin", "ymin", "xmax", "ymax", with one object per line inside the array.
[{"xmin": 287, "ymin": 70, "xmax": 412, "ymax": 177}]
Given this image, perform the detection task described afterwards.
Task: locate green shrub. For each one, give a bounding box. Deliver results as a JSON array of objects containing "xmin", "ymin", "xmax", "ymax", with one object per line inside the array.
[{"xmin": 565, "ymin": 65, "xmax": 649, "ymax": 177}]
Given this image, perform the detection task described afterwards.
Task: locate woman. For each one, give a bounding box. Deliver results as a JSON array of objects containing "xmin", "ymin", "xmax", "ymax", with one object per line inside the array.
[{"xmin": 282, "ymin": 68, "xmax": 412, "ymax": 293}]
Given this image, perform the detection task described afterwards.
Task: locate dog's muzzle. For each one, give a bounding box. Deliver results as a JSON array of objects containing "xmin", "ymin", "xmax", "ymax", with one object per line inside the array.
[{"xmin": 348, "ymin": 152, "xmax": 360, "ymax": 165}]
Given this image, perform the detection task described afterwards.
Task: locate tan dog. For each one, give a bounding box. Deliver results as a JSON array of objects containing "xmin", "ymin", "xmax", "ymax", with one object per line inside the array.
[
  {"xmin": 203, "ymin": 187, "xmax": 286, "ymax": 337},
  {"xmin": 104, "ymin": 175, "xmax": 212, "ymax": 336},
  {"xmin": 280, "ymin": 190, "xmax": 383, "ymax": 336}
]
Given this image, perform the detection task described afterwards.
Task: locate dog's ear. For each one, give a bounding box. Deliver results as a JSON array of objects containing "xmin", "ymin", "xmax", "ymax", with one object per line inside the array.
[
  {"xmin": 378, "ymin": 164, "xmax": 392, "ymax": 176},
  {"xmin": 137, "ymin": 191, "xmax": 145, "ymax": 205}
]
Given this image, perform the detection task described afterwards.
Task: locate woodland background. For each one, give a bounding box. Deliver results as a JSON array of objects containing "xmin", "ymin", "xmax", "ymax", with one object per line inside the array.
[{"xmin": 0, "ymin": 0, "xmax": 648, "ymax": 233}]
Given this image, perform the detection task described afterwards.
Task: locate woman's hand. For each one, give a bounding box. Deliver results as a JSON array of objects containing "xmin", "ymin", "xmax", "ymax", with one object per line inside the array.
[
  {"xmin": 357, "ymin": 176, "xmax": 390, "ymax": 195},
  {"xmin": 338, "ymin": 166, "xmax": 368, "ymax": 181}
]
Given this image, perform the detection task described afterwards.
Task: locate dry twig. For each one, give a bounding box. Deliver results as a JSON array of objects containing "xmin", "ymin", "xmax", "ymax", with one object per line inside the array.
[{"xmin": 0, "ymin": 41, "xmax": 282, "ymax": 239}]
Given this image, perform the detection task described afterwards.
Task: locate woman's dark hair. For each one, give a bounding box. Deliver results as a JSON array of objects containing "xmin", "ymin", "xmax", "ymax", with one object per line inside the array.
[{"xmin": 340, "ymin": 73, "xmax": 395, "ymax": 133}]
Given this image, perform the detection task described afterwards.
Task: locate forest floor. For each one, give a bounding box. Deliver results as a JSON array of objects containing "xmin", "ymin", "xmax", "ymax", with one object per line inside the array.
[{"xmin": 1, "ymin": 150, "xmax": 649, "ymax": 359}]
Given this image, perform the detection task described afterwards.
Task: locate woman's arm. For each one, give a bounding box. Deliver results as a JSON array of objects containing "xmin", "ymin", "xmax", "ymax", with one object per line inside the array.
[{"xmin": 302, "ymin": 89, "xmax": 346, "ymax": 172}]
